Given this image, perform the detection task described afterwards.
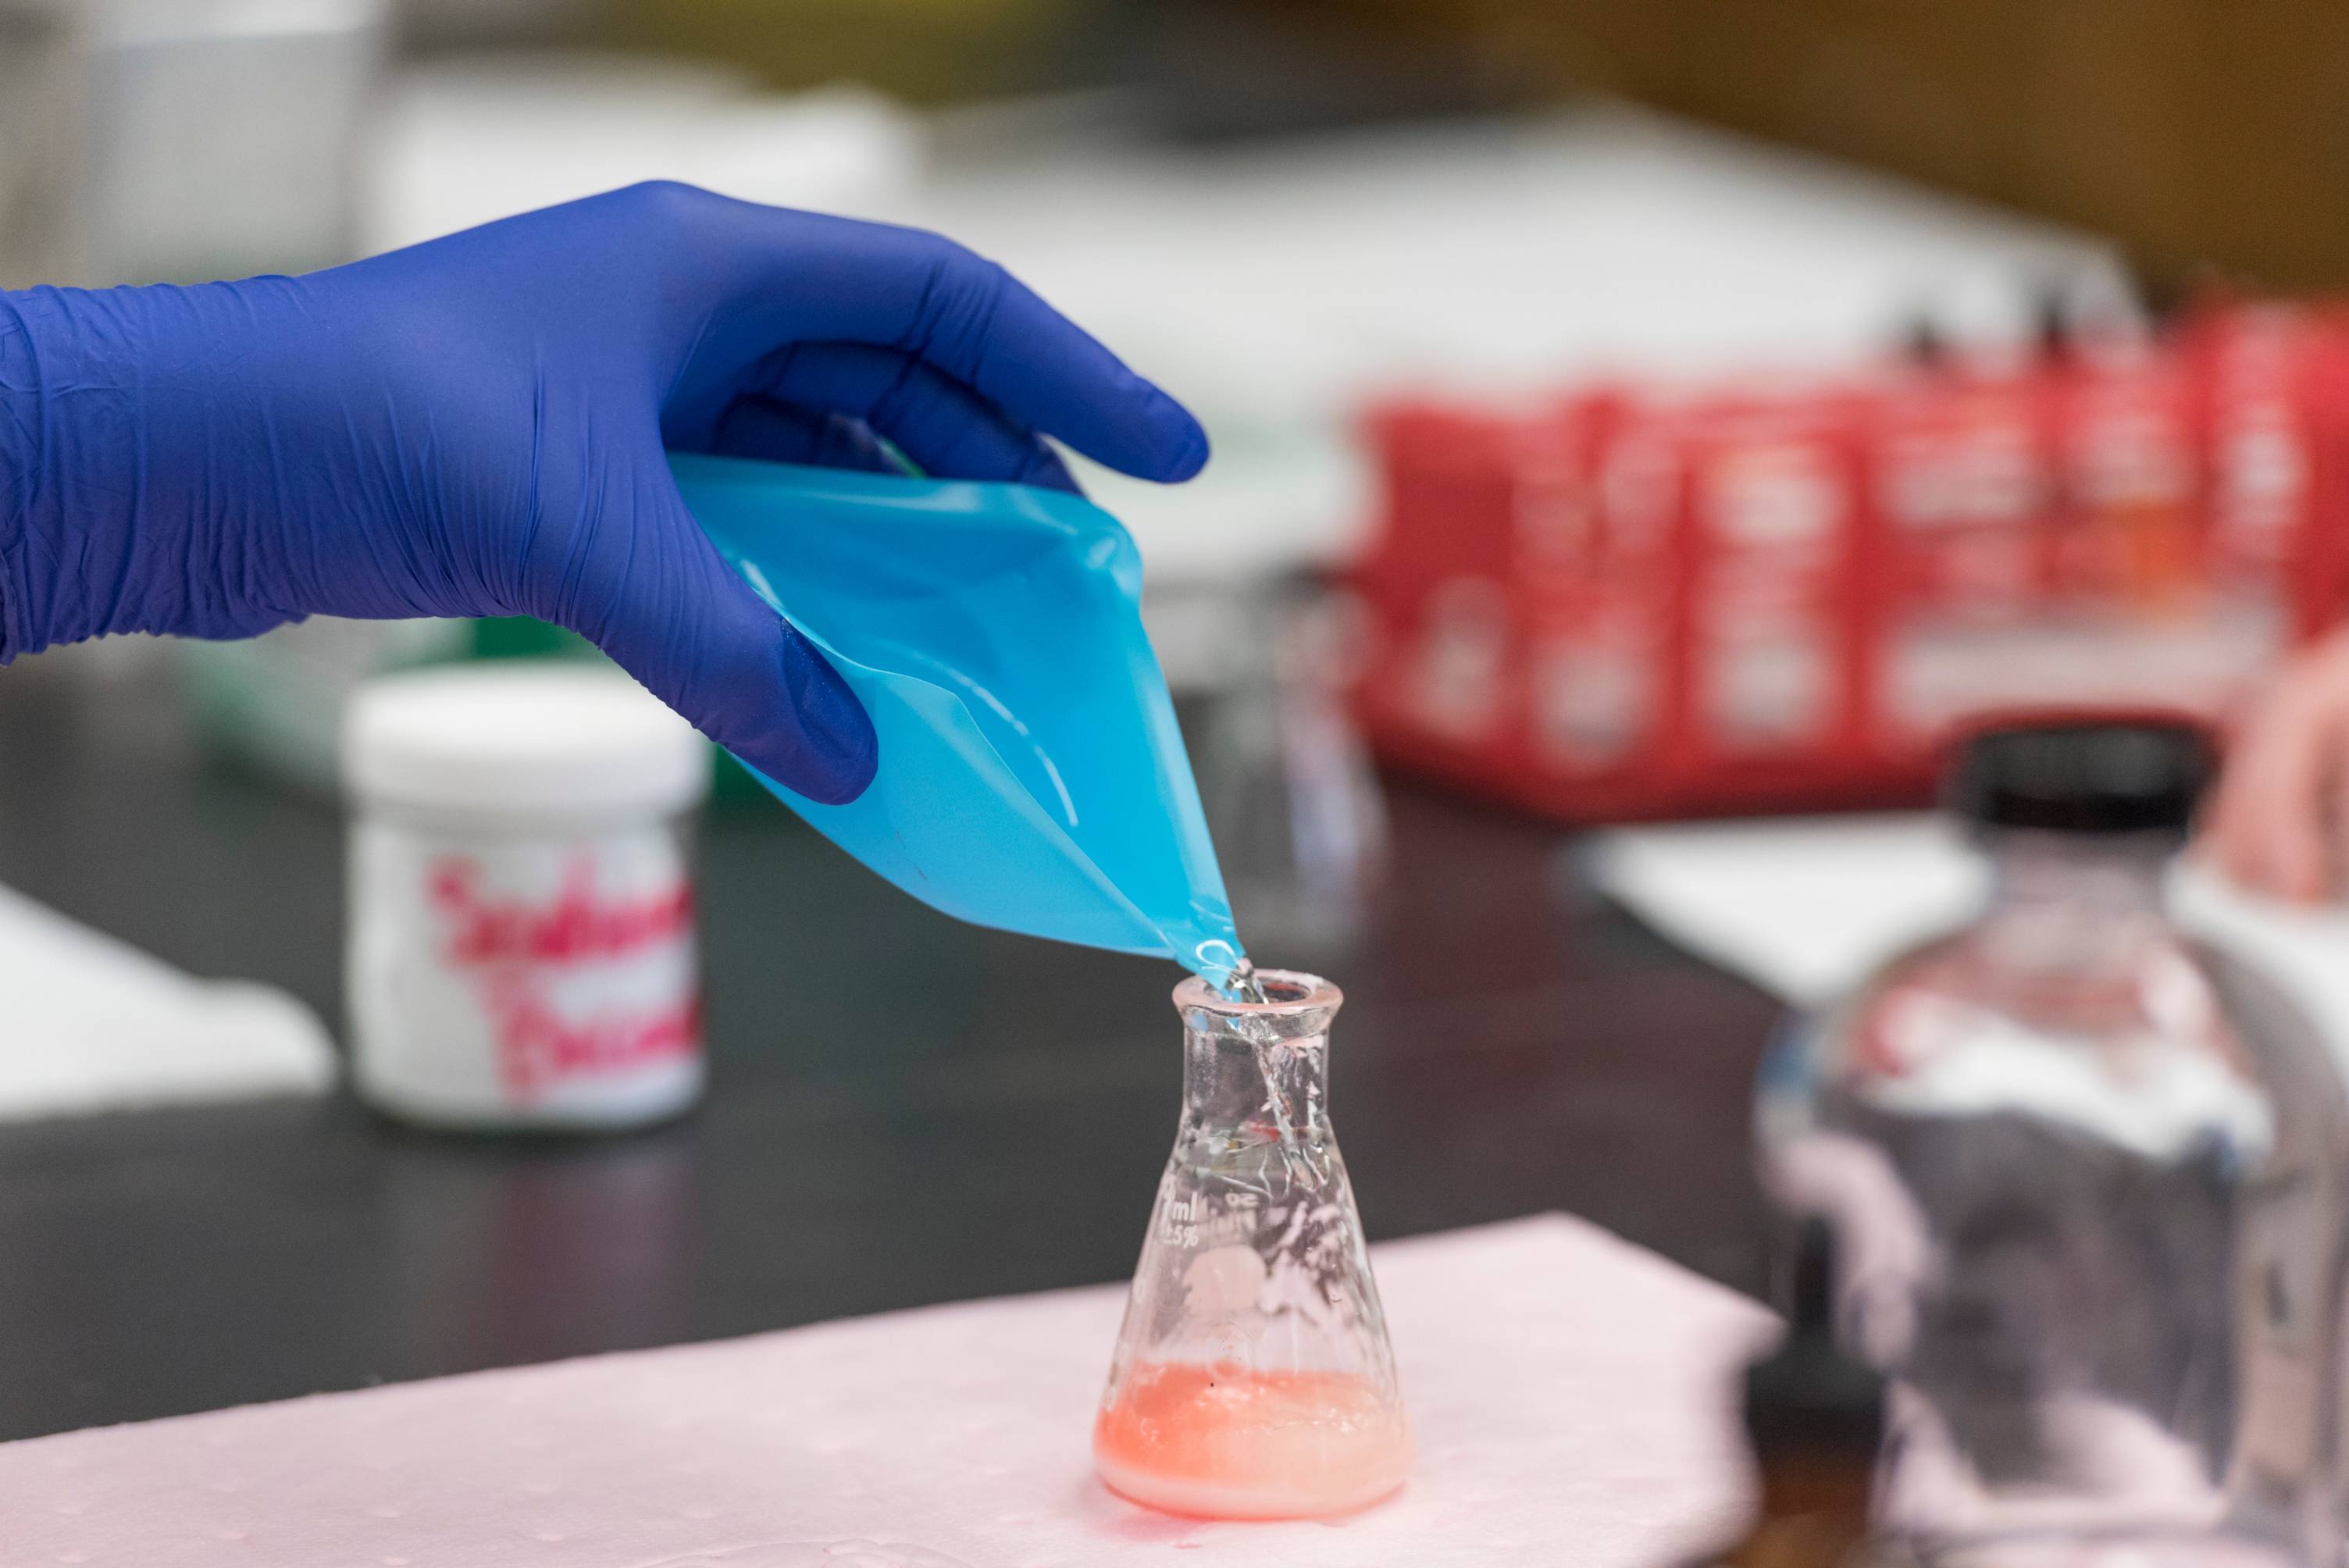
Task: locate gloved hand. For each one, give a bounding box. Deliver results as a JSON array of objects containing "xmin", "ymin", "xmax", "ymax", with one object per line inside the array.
[{"xmin": 0, "ymin": 182, "xmax": 1208, "ymax": 804}]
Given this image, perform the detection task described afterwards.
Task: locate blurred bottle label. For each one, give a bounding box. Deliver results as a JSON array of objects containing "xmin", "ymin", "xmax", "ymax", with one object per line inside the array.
[{"xmin": 351, "ymin": 820, "xmax": 703, "ymax": 1128}]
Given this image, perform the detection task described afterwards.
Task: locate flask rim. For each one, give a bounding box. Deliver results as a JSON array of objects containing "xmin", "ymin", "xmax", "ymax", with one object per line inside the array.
[{"xmin": 1173, "ymin": 970, "xmax": 1342, "ymax": 1016}]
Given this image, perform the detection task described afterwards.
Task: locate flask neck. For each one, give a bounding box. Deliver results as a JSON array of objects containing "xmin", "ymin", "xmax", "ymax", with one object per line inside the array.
[{"xmin": 1178, "ymin": 1003, "xmax": 1336, "ymax": 1136}]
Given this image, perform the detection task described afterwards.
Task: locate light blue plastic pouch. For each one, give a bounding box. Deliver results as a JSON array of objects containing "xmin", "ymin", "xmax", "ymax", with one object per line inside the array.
[{"xmin": 672, "ymin": 454, "xmax": 1244, "ymax": 979}]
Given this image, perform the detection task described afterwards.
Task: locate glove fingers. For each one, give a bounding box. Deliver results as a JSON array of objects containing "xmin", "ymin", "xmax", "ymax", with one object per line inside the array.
[
  {"xmin": 754, "ymin": 344, "xmax": 1078, "ymax": 491},
  {"xmin": 693, "ymin": 202, "xmax": 1207, "ymax": 483},
  {"xmin": 704, "ymin": 397, "xmax": 900, "ymax": 473},
  {"xmin": 557, "ymin": 461, "xmax": 877, "ymax": 806},
  {"xmin": 880, "ymin": 249, "xmax": 1198, "ymax": 483}
]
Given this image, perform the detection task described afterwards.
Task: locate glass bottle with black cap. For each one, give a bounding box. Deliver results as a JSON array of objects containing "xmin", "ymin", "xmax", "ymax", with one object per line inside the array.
[{"xmin": 1756, "ymin": 718, "xmax": 2349, "ymax": 1565}]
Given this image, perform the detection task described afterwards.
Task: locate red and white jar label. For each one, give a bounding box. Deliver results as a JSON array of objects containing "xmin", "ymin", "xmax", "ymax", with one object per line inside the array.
[{"xmin": 349, "ymin": 820, "xmax": 703, "ymax": 1127}]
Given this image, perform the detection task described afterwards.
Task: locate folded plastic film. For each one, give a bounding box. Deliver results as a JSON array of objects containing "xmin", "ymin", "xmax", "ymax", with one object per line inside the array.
[{"xmin": 673, "ymin": 454, "xmax": 1240, "ymax": 975}]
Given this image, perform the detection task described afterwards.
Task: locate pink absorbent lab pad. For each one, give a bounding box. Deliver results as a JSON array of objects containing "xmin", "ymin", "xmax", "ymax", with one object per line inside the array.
[{"xmin": 0, "ymin": 1216, "xmax": 1772, "ymax": 1568}]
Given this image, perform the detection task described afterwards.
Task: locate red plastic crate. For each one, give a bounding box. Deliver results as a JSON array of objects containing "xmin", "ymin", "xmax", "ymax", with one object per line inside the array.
[{"xmin": 1352, "ymin": 306, "xmax": 2347, "ymax": 824}]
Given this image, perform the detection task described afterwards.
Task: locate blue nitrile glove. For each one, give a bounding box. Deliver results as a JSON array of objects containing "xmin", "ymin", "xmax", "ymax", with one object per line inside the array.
[{"xmin": 0, "ymin": 182, "xmax": 1208, "ymax": 804}]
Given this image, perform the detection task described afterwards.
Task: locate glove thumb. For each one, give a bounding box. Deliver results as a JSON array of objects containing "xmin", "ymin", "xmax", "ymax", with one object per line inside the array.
[{"xmin": 568, "ymin": 472, "xmax": 877, "ymax": 807}]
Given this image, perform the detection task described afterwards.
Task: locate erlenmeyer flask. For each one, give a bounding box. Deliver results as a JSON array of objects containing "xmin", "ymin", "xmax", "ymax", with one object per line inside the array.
[{"xmin": 1094, "ymin": 971, "xmax": 1410, "ymax": 1519}]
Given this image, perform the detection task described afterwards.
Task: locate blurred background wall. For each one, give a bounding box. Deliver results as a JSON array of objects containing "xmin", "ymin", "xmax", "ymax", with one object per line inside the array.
[
  {"xmin": 387, "ymin": 0, "xmax": 2349, "ymax": 294},
  {"xmin": 1462, "ymin": 0, "xmax": 2349, "ymax": 295}
]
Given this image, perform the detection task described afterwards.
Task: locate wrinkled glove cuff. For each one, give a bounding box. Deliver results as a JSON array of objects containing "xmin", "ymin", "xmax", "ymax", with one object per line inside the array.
[
  {"xmin": 0, "ymin": 280, "xmax": 310, "ymax": 656},
  {"xmin": 0, "ymin": 291, "xmax": 37, "ymax": 664}
]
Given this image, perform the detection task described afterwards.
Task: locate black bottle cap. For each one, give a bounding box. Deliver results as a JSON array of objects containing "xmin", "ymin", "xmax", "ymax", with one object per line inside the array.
[
  {"xmin": 1743, "ymin": 1220, "xmax": 1886, "ymax": 1456},
  {"xmin": 1948, "ymin": 718, "xmax": 2215, "ymax": 836}
]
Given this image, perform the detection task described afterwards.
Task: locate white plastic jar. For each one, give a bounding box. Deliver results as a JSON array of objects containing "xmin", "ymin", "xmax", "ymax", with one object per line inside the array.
[{"xmin": 342, "ymin": 665, "xmax": 711, "ymax": 1130}]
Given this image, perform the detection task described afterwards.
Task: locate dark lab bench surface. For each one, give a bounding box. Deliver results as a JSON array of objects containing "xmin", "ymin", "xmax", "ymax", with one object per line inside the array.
[{"xmin": 0, "ymin": 672, "xmax": 1783, "ymax": 1442}]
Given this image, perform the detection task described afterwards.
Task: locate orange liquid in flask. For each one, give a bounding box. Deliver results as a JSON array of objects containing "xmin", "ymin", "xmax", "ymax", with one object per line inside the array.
[{"xmin": 1093, "ymin": 1361, "xmax": 1413, "ymax": 1519}]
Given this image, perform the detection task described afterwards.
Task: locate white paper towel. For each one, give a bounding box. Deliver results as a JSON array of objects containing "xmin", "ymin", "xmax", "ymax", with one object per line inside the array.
[
  {"xmin": 0, "ymin": 1215, "xmax": 1774, "ymax": 1568},
  {"xmin": 1588, "ymin": 814, "xmax": 2349, "ymax": 1067},
  {"xmin": 0, "ymin": 881, "xmax": 337, "ymax": 1119}
]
